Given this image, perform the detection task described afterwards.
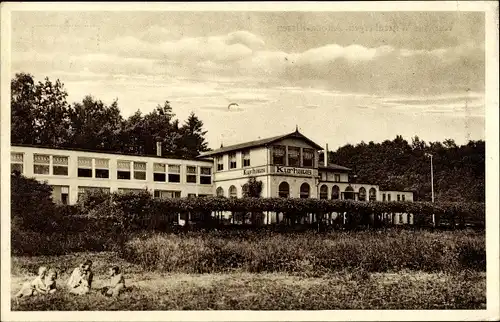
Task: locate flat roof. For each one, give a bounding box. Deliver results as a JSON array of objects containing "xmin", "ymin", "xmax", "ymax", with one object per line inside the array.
[
  {"xmin": 199, "ymin": 129, "xmax": 324, "ymax": 158},
  {"xmin": 318, "ymin": 162, "xmax": 352, "ymax": 172},
  {"xmin": 11, "ymin": 144, "xmax": 213, "ymax": 163}
]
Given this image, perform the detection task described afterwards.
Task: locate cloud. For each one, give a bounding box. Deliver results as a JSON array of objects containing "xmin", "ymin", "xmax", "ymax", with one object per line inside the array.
[{"xmin": 12, "ymin": 29, "xmax": 484, "ymax": 96}]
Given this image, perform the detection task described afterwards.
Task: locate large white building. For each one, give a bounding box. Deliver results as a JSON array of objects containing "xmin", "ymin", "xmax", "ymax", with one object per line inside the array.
[
  {"xmin": 199, "ymin": 129, "xmax": 413, "ymax": 203},
  {"xmin": 10, "ymin": 129, "xmax": 413, "ymax": 208}
]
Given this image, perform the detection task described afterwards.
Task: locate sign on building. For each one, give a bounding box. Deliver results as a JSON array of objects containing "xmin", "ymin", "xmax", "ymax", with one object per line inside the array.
[{"xmin": 274, "ymin": 166, "xmax": 313, "ymax": 177}]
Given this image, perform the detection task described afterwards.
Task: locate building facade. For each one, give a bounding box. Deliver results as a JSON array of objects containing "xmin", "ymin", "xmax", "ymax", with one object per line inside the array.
[
  {"xmin": 10, "ymin": 145, "xmax": 214, "ymax": 204},
  {"xmin": 199, "ymin": 129, "xmax": 412, "ymax": 203},
  {"xmin": 10, "ymin": 130, "xmax": 414, "ymax": 209}
]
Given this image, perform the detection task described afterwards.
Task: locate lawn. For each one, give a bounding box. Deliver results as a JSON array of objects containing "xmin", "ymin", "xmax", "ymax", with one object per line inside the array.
[{"xmin": 11, "ymin": 251, "xmax": 486, "ymax": 310}]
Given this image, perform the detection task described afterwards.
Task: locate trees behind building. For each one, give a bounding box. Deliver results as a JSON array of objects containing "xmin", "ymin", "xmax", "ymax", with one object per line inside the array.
[
  {"xmin": 325, "ymin": 135, "xmax": 485, "ymax": 203},
  {"xmin": 10, "ymin": 73, "xmax": 210, "ymax": 158}
]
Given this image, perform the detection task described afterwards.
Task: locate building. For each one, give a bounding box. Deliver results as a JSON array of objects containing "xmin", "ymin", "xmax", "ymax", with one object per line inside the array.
[
  {"xmin": 10, "ymin": 129, "xmax": 413, "ymax": 211},
  {"xmin": 199, "ymin": 128, "xmax": 411, "ymax": 203},
  {"xmin": 10, "ymin": 145, "xmax": 214, "ymax": 204}
]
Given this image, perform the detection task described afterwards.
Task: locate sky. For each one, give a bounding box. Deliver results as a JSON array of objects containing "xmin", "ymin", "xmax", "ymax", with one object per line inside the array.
[{"xmin": 11, "ymin": 11, "xmax": 486, "ymax": 150}]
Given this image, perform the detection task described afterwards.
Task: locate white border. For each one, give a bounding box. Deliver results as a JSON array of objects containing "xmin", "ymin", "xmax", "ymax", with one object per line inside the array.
[{"xmin": 1, "ymin": 1, "xmax": 499, "ymax": 321}]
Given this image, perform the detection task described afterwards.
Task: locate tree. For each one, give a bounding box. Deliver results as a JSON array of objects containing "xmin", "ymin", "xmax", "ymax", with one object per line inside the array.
[
  {"xmin": 242, "ymin": 177, "xmax": 263, "ymax": 198},
  {"xmin": 177, "ymin": 112, "xmax": 210, "ymax": 158},
  {"xmin": 68, "ymin": 95, "xmax": 123, "ymax": 151},
  {"xmin": 142, "ymin": 101, "xmax": 180, "ymax": 156},
  {"xmin": 11, "ymin": 73, "xmax": 71, "ymax": 146},
  {"xmin": 241, "ymin": 177, "xmax": 264, "ymax": 225}
]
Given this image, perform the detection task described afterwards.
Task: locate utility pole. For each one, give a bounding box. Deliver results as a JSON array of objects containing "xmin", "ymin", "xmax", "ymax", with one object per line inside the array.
[{"xmin": 425, "ymin": 153, "xmax": 435, "ymax": 227}]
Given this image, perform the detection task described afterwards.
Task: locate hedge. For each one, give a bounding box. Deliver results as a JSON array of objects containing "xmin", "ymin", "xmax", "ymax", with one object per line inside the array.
[{"xmin": 76, "ymin": 190, "xmax": 485, "ymax": 230}]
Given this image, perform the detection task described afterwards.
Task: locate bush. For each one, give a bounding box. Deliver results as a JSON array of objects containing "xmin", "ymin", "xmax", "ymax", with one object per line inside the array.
[
  {"xmin": 122, "ymin": 229, "xmax": 485, "ymax": 274},
  {"xmin": 75, "ymin": 191, "xmax": 486, "ymax": 231},
  {"xmin": 11, "ymin": 172, "xmax": 56, "ymax": 231}
]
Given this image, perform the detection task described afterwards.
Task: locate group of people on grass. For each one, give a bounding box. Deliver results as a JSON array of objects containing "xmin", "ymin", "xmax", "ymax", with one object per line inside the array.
[{"xmin": 15, "ymin": 259, "xmax": 126, "ymax": 300}]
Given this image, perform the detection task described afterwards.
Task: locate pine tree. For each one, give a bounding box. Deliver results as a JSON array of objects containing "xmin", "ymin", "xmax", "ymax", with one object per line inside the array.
[{"xmin": 178, "ymin": 112, "xmax": 210, "ymax": 158}]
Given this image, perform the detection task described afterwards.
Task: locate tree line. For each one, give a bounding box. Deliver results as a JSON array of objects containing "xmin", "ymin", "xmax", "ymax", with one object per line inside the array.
[
  {"xmin": 324, "ymin": 135, "xmax": 485, "ymax": 203},
  {"xmin": 11, "ymin": 73, "xmax": 210, "ymax": 158}
]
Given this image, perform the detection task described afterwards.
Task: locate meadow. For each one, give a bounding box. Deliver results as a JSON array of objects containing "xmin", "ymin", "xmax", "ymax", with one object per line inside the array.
[{"xmin": 11, "ymin": 229, "xmax": 486, "ymax": 310}]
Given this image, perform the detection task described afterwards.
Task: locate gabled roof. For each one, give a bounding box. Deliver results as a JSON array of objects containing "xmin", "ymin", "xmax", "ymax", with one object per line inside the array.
[
  {"xmin": 318, "ymin": 161, "xmax": 352, "ymax": 172},
  {"xmin": 198, "ymin": 130, "xmax": 324, "ymax": 158}
]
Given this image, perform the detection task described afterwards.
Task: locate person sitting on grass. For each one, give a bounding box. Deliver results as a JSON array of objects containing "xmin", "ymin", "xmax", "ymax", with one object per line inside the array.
[
  {"xmin": 101, "ymin": 266, "xmax": 126, "ymax": 297},
  {"xmin": 67, "ymin": 259, "xmax": 93, "ymax": 295},
  {"xmin": 15, "ymin": 266, "xmax": 49, "ymax": 299},
  {"xmin": 44, "ymin": 268, "xmax": 58, "ymax": 294}
]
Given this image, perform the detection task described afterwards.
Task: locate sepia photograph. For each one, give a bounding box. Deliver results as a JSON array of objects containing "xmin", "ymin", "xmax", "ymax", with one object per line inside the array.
[{"xmin": 1, "ymin": 1, "xmax": 499, "ymax": 321}]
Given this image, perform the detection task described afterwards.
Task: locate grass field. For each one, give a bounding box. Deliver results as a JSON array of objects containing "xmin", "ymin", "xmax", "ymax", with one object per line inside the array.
[{"xmin": 11, "ymin": 251, "xmax": 486, "ymax": 310}]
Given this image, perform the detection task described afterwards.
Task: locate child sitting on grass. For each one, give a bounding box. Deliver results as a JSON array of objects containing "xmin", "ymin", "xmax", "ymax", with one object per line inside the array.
[
  {"xmin": 67, "ymin": 259, "xmax": 93, "ymax": 295},
  {"xmin": 101, "ymin": 266, "xmax": 126, "ymax": 297},
  {"xmin": 15, "ymin": 266, "xmax": 51, "ymax": 299},
  {"xmin": 44, "ymin": 268, "xmax": 58, "ymax": 294}
]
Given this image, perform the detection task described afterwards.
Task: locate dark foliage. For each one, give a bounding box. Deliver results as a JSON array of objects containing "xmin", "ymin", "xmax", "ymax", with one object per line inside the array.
[
  {"xmin": 325, "ymin": 135, "xmax": 485, "ymax": 202},
  {"xmin": 11, "ymin": 73, "xmax": 210, "ymax": 158}
]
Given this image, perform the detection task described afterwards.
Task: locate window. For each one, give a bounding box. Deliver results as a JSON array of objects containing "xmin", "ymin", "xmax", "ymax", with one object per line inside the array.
[
  {"xmin": 288, "ymin": 147, "xmax": 300, "ymax": 167},
  {"xmin": 369, "ymin": 188, "xmax": 377, "ymax": 201},
  {"xmin": 229, "ymin": 153, "xmax": 237, "ymax": 169},
  {"xmin": 334, "ymin": 174, "xmax": 341, "ymax": 182},
  {"xmin": 186, "ymin": 166, "xmax": 197, "ymax": 183},
  {"xmin": 402, "ymin": 195, "xmax": 406, "ymax": 201},
  {"xmin": 319, "ymin": 185, "xmax": 328, "ymax": 199},
  {"xmin": 229, "ymin": 185, "xmax": 237, "ymax": 198},
  {"xmin": 303, "ymin": 148, "xmax": 314, "ymax": 168},
  {"xmin": 53, "ymin": 156, "xmax": 68, "ymax": 176},
  {"xmin": 154, "ymin": 190, "xmax": 181, "ymax": 199},
  {"xmin": 300, "ymin": 183, "xmax": 310, "ymax": 198},
  {"xmin": 117, "ymin": 160, "xmax": 131, "ymax": 180},
  {"xmin": 399, "ymin": 213, "xmax": 403, "ymax": 224},
  {"xmin": 216, "ymin": 187, "xmax": 225, "ymax": 197},
  {"xmin": 188, "ymin": 193, "xmax": 197, "ymax": 198},
  {"xmin": 11, "ymin": 152, "xmax": 24, "ymax": 174},
  {"xmin": 388, "ymin": 194, "xmax": 392, "ymax": 202},
  {"xmin": 118, "ymin": 188, "xmax": 144, "ymax": 195},
  {"xmin": 272, "ymin": 145, "xmax": 286, "ymax": 165},
  {"xmin": 397, "ymin": 194, "xmax": 401, "ymax": 202},
  {"xmin": 168, "ymin": 164, "xmax": 181, "ymax": 183},
  {"xmin": 278, "ymin": 182, "xmax": 290, "ymax": 198},
  {"xmin": 382, "ymin": 193, "xmax": 386, "ymax": 202},
  {"xmin": 61, "ymin": 186, "xmax": 69, "ymax": 205},
  {"xmin": 344, "ymin": 186, "xmax": 355, "ymax": 200},
  {"xmin": 78, "ymin": 186, "xmax": 110, "ymax": 201},
  {"xmin": 34, "ymin": 154, "xmax": 50, "ymax": 175},
  {"xmin": 77, "ymin": 157, "xmax": 93, "ymax": 178},
  {"xmin": 52, "ymin": 185, "xmax": 69, "ymax": 205},
  {"xmin": 331, "ymin": 185, "xmax": 340, "ymax": 200},
  {"xmin": 95, "ymin": 158, "xmax": 109, "ymax": 178},
  {"xmin": 216, "ymin": 155, "xmax": 224, "ymax": 171},
  {"xmin": 217, "ymin": 156, "xmax": 224, "ymax": 171},
  {"xmin": 200, "ymin": 167, "xmax": 212, "ymax": 185},
  {"xmin": 242, "ymin": 150, "xmax": 251, "ymax": 167},
  {"xmin": 134, "ymin": 162, "xmax": 146, "ymax": 180},
  {"xmin": 153, "ymin": 163, "xmax": 166, "ymax": 182},
  {"xmin": 358, "ymin": 187, "xmax": 367, "ymax": 201}
]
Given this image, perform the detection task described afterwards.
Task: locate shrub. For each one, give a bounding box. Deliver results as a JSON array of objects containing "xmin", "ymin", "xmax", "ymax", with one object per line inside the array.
[
  {"xmin": 74, "ymin": 191, "xmax": 486, "ymax": 231},
  {"xmin": 11, "ymin": 172, "xmax": 56, "ymax": 231}
]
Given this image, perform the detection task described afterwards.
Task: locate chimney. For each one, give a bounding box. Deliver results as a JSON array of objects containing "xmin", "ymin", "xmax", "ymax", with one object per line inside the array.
[
  {"xmin": 156, "ymin": 141, "xmax": 162, "ymax": 157},
  {"xmin": 324, "ymin": 143, "xmax": 329, "ymax": 166}
]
